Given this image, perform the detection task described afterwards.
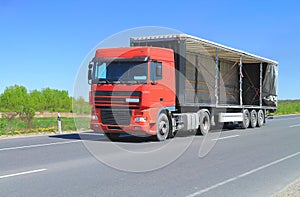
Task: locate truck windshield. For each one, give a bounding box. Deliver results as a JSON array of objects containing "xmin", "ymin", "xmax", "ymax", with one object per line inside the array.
[{"xmin": 93, "ymin": 61, "xmax": 148, "ymax": 84}]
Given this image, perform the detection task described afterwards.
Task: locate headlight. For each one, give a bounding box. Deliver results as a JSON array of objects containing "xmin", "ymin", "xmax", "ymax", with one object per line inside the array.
[
  {"xmin": 135, "ymin": 117, "xmax": 147, "ymax": 122},
  {"xmin": 92, "ymin": 115, "xmax": 98, "ymax": 121}
]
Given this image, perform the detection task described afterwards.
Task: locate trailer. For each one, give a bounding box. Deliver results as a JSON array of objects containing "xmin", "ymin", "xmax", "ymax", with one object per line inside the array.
[{"xmin": 88, "ymin": 34, "xmax": 278, "ymax": 141}]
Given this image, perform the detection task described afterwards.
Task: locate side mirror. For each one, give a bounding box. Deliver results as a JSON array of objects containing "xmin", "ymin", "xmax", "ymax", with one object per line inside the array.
[
  {"xmin": 88, "ymin": 70, "xmax": 92, "ymax": 81},
  {"xmin": 88, "ymin": 62, "xmax": 94, "ymax": 69},
  {"xmin": 88, "ymin": 62, "xmax": 94, "ymax": 84}
]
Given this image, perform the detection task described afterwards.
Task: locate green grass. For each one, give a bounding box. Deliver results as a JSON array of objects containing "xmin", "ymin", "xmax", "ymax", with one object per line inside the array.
[
  {"xmin": 275, "ymin": 100, "xmax": 300, "ymax": 115},
  {"xmin": 0, "ymin": 117, "xmax": 90, "ymax": 136}
]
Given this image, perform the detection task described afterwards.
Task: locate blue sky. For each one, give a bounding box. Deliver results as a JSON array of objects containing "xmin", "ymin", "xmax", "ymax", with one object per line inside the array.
[{"xmin": 0, "ymin": 0, "xmax": 299, "ymax": 99}]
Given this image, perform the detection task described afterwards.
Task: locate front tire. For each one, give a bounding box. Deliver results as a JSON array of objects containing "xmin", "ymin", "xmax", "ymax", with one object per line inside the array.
[
  {"xmin": 105, "ymin": 133, "xmax": 120, "ymax": 141},
  {"xmin": 156, "ymin": 113, "xmax": 170, "ymax": 141}
]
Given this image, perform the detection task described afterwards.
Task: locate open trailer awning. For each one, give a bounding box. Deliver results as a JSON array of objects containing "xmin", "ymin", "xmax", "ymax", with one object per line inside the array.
[{"xmin": 132, "ymin": 34, "xmax": 278, "ymax": 65}]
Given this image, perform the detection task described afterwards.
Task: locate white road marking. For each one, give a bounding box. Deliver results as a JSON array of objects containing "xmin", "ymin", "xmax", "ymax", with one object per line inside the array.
[
  {"xmin": 187, "ymin": 151, "xmax": 300, "ymax": 197},
  {"xmin": 212, "ymin": 135, "xmax": 240, "ymax": 141},
  {"xmin": 0, "ymin": 140, "xmax": 81, "ymax": 152},
  {"xmin": 289, "ymin": 124, "xmax": 300, "ymax": 128},
  {"xmin": 0, "ymin": 169, "xmax": 47, "ymax": 179}
]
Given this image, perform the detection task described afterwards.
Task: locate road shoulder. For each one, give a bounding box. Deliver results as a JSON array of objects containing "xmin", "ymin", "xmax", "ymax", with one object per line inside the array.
[{"xmin": 273, "ymin": 178, "xmax": 300, "ymax": 197}]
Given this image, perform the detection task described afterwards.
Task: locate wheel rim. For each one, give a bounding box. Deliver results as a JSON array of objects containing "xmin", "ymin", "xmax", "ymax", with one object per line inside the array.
[
  {"xmin": 199, "ymin": 111, "xmax": 210, "ymax": 135},
  {"xmin": 259, "ymin": 114, "xmax": 263, "ymax": 122},
  {"xmin": 245, "ymin": 113, "xmax": 250, "ymax": 126},
  {"xmin": 258, "ymin": 114, "xmax": 263, "ymax": 125},
  {"xmin": 203, "ymin": 117, "xmax": 208, "ymax": 131},
  {"xmin": 257, "ymin": 110, "xmax": 264, "ymax": 126},
  {"xmin": 157, "ymin": 113, "xmax": 169, "ymax": 140},
  {"xmin": 159, "ymin": 120, "xmax": 168, "ymax": 135},
  {"xmin": 252, "ymin": 113, "xmax": 256, "ymax": 124},
  {"xmin": 242, "ymin": 109, "xmax": 250, "ymax": 128},
  {"xmin": 250, "ymin": 110, "xmax": 257, "ymax": 127}
]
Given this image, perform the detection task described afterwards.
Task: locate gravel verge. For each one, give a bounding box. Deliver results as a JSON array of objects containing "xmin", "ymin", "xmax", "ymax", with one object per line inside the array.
[{"xmin": 273, "ymin": 179, "xmax": 300, "ymax": 197}]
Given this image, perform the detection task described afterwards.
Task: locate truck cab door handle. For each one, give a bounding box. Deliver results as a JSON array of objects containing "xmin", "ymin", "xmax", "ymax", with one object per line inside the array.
[{"xmin": 160, "ymin": 98, "xmax": 164, "ymax": 101}]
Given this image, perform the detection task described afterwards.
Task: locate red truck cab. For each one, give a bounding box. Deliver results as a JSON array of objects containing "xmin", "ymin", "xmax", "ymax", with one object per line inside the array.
[{"xmin": 88, "ymin": 47, "xmax": 176, "ymax": 140}]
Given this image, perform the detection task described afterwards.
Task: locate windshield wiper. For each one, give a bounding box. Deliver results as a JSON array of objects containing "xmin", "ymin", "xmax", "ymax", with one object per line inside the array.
[
  {"xmin": 97, "ymin": 79, "xmax": 110, "ymax": 84},
  {"xmin": 111, "ymin": 79, "xmax": 126, "ymax": 84},
  {"xmin": 136, "ymin": 81, "xmax": 147, "ymax": 84},
  {"xmin": 126, "ymin": 80, "xmax": 138, "ymax": 84},
  {"xmin": 101, "ymin": 79, "xmax": 146, "ymax": 85},
  {"xmin": 116, "ymin": 80, "xmax": 146, "ymax": 84},
  {"xmin": 117, "ymin": 80, "xmax": 146, "ymax": 85}
]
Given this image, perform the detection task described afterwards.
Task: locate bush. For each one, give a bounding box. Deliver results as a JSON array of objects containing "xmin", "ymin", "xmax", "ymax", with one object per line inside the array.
[{"xmin": 276, "ymin": 100, "xmax": 300, "ymax": 115}]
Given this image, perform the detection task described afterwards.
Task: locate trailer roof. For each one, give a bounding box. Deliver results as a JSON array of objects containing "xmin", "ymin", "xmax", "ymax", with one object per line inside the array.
[{"xmin": 131, "ymin": 34, "xmax": 278, "ymax": 65}]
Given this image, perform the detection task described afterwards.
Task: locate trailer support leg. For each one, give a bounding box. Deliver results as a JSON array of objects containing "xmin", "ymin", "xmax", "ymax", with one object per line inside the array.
[
  {"xmin": 195, "ymin": 55, "xmax": 199, "ymax": 103},
  {"xmin": 215, "ymin": 48, "xmax": 219, "ymax": 105},
  {"xmin": 259, "ymin": 62, "xmax": 263, "ymax": 107},
  {"xmin": 239, "ymin": 56, "xmax": 243, "ymax": 106}
]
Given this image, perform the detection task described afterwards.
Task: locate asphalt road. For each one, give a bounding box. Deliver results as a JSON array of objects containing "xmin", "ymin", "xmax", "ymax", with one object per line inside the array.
[{"xmin": 0, "ymin": 115, "xmax": 300, "ymax": 197}]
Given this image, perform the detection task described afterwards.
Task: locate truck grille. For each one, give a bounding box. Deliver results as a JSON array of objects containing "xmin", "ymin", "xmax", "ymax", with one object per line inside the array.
[
  {"xmin": 100, "ymin": 108, "xmax": 131, "ymax": 125},
  {"xmin": 94, "ymin": 91, "xmax": 141, "ymax": 108}
]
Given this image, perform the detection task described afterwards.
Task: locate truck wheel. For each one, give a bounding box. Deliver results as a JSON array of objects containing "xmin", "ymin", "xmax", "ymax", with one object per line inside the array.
[
  {"xmin": 198, "ymin": 111, "xmax": 211, "ymax": 135},
  {"xmin": 257, "ymin": 110, "xmax": 265, "ymax": 127},
  {"xmin": 240, "ymin": 109, "xmax": 250, "ymax": 129},
  {"xmin": 156, "ymin": 113, "xmax": 170, "ymax": 141},
  {"xmin": 250, "ymin": 110, "xmax": 257, "ymax": 128},
  {"xmin": 105, "ymin": 133, "xmax": 120, "ymax": 141}
]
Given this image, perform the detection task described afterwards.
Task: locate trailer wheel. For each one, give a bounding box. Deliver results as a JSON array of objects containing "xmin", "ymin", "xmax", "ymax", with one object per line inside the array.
[
  {"xmin": 156, "ymin": 112, "xmax": 170, "ymax": 141},
  {"xmin": 257, "ymin": 110, "xmax": 265, "ymax": 127},
  {"xmin": 198, "ymin": 111, "xmax": 211, "ymax": 135},
  {"xmin": 240, "ymin": 109, "xmax": 250, "ymax": 129},
  {"xmin": 105, "ymin": 133, "xmax": 120, "ymax": 141},
  {"xmin": 250, "ymin": 110, "xmax": 258, "ymax": 128}
]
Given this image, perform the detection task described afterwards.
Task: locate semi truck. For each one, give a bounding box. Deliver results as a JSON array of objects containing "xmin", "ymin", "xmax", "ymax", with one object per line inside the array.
[{"xmin": 88, "ymin": 34, "xmax": 278, "ymax": 141}]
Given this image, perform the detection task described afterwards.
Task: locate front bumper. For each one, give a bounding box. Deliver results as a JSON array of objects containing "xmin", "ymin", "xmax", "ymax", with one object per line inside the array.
[{"xmin": 90, "ymin": 122, "xmax": 157, "ymax": 135}]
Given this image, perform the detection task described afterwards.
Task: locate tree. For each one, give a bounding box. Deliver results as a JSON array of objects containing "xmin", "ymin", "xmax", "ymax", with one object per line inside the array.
[
  {"xmin": 30, "ymin": 89, "xmax": 45, "ymax": 112},
  {"xmin": 41, "ymin": 88, "xmax": 72, "ymax": 112},
  {"xmin": 0, "ymin": 85, "xmax": 74, "ymax": 130},
  {"xmin": 0, "ymin": 112, "xmax": 17, "ymax": 131},
  {"xmin": 73, "ymin": 97, "xmax": 91, "ymax": 114},
  {"xmin": 0, "ymin": 85, "xmax": 27, "ymax": 113},
  {"xmin": 19, "ymin": 93, "xmax": 36, "ymax": 129},
  {"xmin": 0, "ymin": 85, "xmax": 35, "ymax": 129}
]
